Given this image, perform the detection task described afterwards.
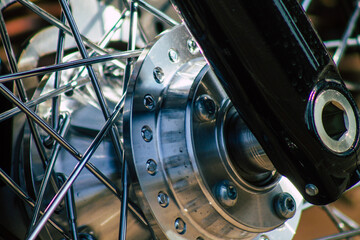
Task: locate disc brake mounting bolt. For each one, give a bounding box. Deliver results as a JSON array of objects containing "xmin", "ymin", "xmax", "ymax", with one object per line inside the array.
[
  {"xmin": 146, "ymin": 159, "xmax": 157, "ymax": 175},
  {"xmin": 215, "ymin": 180, "xmax": 238, "ymax": 207},
  {"xmin": 144, "ymin": 94, "xmax": 155, "ymax": 111},
  {"xmin": 153, "ymin": 67, "xmax": 164, "ymax": 83},
  {"xmin": 187, "ymin": 39, "xmax": 199, "ymax": 55},
  {"xmin": 195, "ymin": 94, "xmax": 218, "ymax": 121},
  {"xmin": 141, "ymin": 126, "xmax": 153, "ymax": 142},
  {"xmin": 168, "ymin": 48, "xmax": 179, "ymax": 63},
  {"xmin": 158, "ymin": 191, "xmax": 169, "ymax": 208},
  {"xmin": 174, "ymin": 218, "xmax": 186, "ymax": 235},
  {"xmin": 273, "ymin": 192, "xmax": 296, "ymax": 219}
]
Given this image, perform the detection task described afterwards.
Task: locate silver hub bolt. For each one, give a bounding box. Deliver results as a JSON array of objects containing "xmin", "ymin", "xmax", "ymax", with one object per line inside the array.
[
  {"xmin": 146, "ymin": 159, "xmax": 157, "ymax": 175},
  {"xmin": 273, "ymin": 192, "xmax": 296, "ymax": 219},
  {"xmin": 153, "ymin": 67, "xmax": 164, "ymax": 83},
  {"xmin": 187, "ymin": 39, "xmax": 199, "ymax": 55},
  {"xmin": 168, "ymin": 48, "xmax": 179, "ymax": 63},
  {"xmin": 174, "ymin": 218, "xmax": 186, "ymax": 234},
  {"xmin": 157, "ymin": 191, "xmax": 169, "ymax": 208},
  {"xmin": 141, "ymin": 126, "xmax": 153, "ymax": 142},
  {"xmin": 144, "ymin": 94, "xmax": 155, "ymax": 110},
  {"xmin": 195, "ymin": 94, "xmax": 217, "ymax": 121},
  {"xmin": 215, "ymin": 180, "xmax": 238, "ymax": 207}
]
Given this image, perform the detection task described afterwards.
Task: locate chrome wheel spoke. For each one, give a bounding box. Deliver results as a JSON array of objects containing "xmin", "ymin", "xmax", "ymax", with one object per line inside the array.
[
  {"xmin": 137, "ymin": 0, "xmax": 179, "ymax": 27},
  {"xmin": 17, "ymin": 0, "xmax": 124, "ymax": 61},
  {"xmin": 27, "ymin": 113, "xmax": 70, "ymax": 234},
  {"xmin": 27, "ymin": 97, "xmax": 124, "ymax": 240},
  {"xmin": 0, "ymin": 50, "xmax": 141, "ymax": 85},
  {"xmin": 0, "ymin": 168, "xmax": 71, "ymax": 239},
  {"xmin": 332, "ymin": 1, "xmax": 360, "ymax": 65}
]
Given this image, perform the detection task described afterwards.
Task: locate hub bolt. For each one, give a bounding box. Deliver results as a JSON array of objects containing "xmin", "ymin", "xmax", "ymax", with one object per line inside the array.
[
  {"xmin": 195, "ymin": 94, "xmax": 217, "ymax": 121},
  {"xmin": 187, "ymin": 39, "xmax": 199, "ymax": 55},
  {"xmin": 146, "ymin": 159, "xmax": 157, "ymax": 175},
  {"xmin": 144, "ymin": 94, "xmax": 155, "ymax": 111},
  {"xmin": 174, "ymin": 218, "xmax": 186, "ymax": 234},
  {"xmin": 141, "ymin": 126, "xmax": 153, "ymax": 142},
  {"xmin": 158, "ymin": 191, "xmax": 169, "ymax": 208},
  {"xmin": 153, "ymin": 67, "xmax": 164, "ymax": 83},
  {"xmin": 215, "ymin": 180, "xmax": 238, "ymax": 207},
  {"xmin": 273, "ymin": 192, "xmax": 296, "ymax": 219},
  {"xmin": 168, "ymin": 48, "xmax": 179, "ymax": 63}
]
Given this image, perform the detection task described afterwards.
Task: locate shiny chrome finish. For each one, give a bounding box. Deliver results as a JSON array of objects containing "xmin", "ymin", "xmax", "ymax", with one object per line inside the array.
[
  {"xmin": 332, "ymin": 1, "xmax": 360, "ymax": 65},
  {"xmin": 305, "ymin": 184, "xmax": 319, "ymax": 196},
  {"xmin": 124, "ymin": 24, "xmax": 303, "ymax": 240},
  {"xmin": 1, "ymin": 1, "xmax": 360, "ymax": 239},
  {"xmin": 10, "ymin": 1, "xmax": 150, "ymax": 239},
  {"xmin": 313, "ymin": 88, "xmax": 357, "ymax": 153},
  {"xmin": 137, "ymin": 0, "xmax": 179, "ymax": 27}
]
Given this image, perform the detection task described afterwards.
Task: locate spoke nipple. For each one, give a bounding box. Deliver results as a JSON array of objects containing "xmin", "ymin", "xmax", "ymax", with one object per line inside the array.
[
  {"xmin": 153, "ymin": 67, "xmax": 164, "ymax": 83},
  {"xmin": 273, "ymin": 192, "xmax": 296, "ymax": 219},
  {"xmin": 168, "ymin": 48, "xmax": 179, "ymax": 63},
  {"xmin": 158, "ymin": 191, "xmax": 169, "ymax": 208},
  {"xmin": 43, "ymin": 136, "xmax": 54, "ymax": 149},
  {"xmin": 215, "ymin": 180, "xmax": 238, "ymax": 207},
  {"xmin": 174, "ymin": 218, "xmax": 186, "ymax": 235},
  {"xmin": 305, "ymin": 184, "xmax": 319, "ymax": 196}
]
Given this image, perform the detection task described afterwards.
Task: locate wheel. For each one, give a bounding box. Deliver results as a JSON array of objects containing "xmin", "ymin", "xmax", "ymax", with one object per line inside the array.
[{"xmin": 0, "ymin": 0, "xmax": 358, "ymax": 239}]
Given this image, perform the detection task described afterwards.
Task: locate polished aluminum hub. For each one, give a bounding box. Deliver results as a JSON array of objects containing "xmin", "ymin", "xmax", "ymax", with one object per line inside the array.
[{"xmin": 124, "ymin": 25, "xmax": 303, "ymax": 240}]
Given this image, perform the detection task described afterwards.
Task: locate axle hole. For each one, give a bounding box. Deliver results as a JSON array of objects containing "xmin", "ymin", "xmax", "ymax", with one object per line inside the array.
[{"xmin": 322, "ymin": 101, "xmax": 348, "ymax": 141}]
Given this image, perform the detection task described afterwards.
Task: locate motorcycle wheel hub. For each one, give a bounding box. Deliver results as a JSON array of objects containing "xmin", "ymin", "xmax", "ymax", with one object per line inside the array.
[{"xmin": 124, "ymin": 25, "xmax": 303, "ymax": 240}]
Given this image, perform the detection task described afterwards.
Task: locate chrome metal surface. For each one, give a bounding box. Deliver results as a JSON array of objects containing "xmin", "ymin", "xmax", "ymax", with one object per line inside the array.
[
  {"xmin": 332, "ymin": 1, "xmax": 360, "ymax": 65},
  {"xmin": 305, "ymin": 184, "xmax": 319, "ymax": 196},
  {"xmin": 313, "ymin": 88, "xmax": 357, "ymax": 153},
  {"xmin": 1, "ymin": 1, "xmax": 360, "ymax": 239},
  {"xmin": 124, "ymin": 24, "xmax": 303, "ymax": 240},
  {"xmin": 11, "ymin": 1, "xmax": 149, "ymax": 239}
]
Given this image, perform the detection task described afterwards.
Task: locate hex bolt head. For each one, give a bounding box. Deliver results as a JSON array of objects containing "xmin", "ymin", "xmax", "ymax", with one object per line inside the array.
[
  {"xmin": 153, "ymin": 67, "xmax": 164, "ymax": 83},
  {"xmin": 146, "ymin": 159, "xmax": 157, "ymax": 175},
  {"xmin": 187, "ymin": 39, "xmax": 199, "ymax": 55},
  {"xmin": 195, "ymin": 94, "xmax": 217, "ymax": 121},
  {"xmin": 305, "ymin": 184, "xmax": 319, "ymax": 196},
  {"xmin": 174, "ymin": 218, "xmax": 186, "ymax": 235},
  {"xmin": 273, "ymin": 192, "xmax": 296, "ymax": 219},
  {"xmin": 168, "ymin": 48, "xmax": 179, "ymax": 63},
  {"xmin": 144, "ymin": 94, "xmax": 156, "ymax": 111},
  {"xmin": 141, "ymin": 126, "xmax": 153, "ymax": 142},
  {"xmin": 215, "ymin": 180, "xmax": 238, "ymax": 207},
  {"xmin": 157, "ymin": 191, "xmax": 169, "ymax": 208}
]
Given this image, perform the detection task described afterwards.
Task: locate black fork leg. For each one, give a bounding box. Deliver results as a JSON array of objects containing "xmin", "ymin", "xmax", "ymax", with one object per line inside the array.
[{"xmin": 171, "ymin": 0, "xmax": 360, "ymax": 204}]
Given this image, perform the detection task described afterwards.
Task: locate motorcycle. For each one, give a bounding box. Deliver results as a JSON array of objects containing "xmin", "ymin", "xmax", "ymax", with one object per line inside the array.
[{"xmin": 0, "ymin": 0, "xmax": 359, "ymax": 239}]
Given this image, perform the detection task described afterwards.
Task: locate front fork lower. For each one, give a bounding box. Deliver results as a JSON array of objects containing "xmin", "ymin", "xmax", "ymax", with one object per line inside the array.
[{"xmin": 171, "ymin": 0, "xmax": 360, "ymax": 205}]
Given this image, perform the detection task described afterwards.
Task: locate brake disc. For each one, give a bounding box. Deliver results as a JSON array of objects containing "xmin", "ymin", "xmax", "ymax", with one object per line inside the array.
[{"xmin": 124, "ymin": 24, "xmax": 303, "ymax": 240}]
